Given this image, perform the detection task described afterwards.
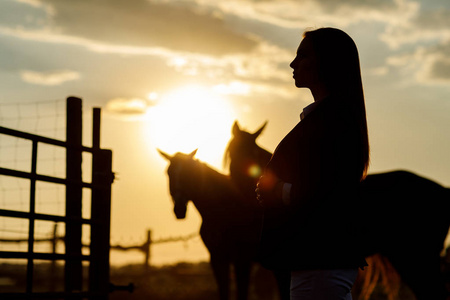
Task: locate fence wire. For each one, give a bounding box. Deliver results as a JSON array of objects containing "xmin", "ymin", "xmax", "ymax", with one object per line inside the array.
[{"xmin": 0, "ymin": 100, "xmax": 67, "ymax": 252}]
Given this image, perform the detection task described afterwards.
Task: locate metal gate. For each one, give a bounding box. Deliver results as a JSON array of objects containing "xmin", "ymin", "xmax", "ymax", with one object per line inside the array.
[{"xmin": 0, "ymin": 97, "xmax": 113, "ymax": 299}]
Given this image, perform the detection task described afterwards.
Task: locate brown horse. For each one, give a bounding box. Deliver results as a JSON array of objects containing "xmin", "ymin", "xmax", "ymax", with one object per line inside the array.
[
  {"xmin": 159, "ymin": 149, "xmax": 261, "ymax": 300},
  {"xmin": 225, "ymin": 121, "xmax": 450, "ymax": 300}
]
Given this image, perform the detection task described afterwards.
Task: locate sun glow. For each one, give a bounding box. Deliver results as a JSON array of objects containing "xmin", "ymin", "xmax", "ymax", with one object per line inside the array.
[{"xmin": 146, "ymin": 85, "xmax": 236, "ymax": 170}]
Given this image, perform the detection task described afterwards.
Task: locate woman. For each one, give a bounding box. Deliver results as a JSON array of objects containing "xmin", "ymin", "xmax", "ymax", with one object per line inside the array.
[{"xmin": 256, "ymin": 28, "xmax": 370, "ymax": 300}]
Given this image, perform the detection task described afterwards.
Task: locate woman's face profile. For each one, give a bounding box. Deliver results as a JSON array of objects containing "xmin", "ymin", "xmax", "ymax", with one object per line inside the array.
[{"xmin": 290, "ymin": 37, "xmax": 320, "ymax": 89}]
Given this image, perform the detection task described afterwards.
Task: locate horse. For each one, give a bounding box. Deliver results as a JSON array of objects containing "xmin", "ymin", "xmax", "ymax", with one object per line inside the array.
[
  {"xmin": 224, "ymin": 121, "xmax": 450, "ymax": 300},
  {"xmin": 158, "ymin": 149, "xmax": 261, "ymax": 300}
]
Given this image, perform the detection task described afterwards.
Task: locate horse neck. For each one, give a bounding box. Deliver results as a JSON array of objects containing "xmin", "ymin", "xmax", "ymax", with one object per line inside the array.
[
  {"xmin": 184, "ymin": 161, "xmax": 227, "ymax": 216},
  {"xmin": 256, "ymin": 146, "xmax": 272, "ymax": 165},
  {"xmin": 184, "ymin": 161, "xmax": 207, "ymax": 198},
  {"xmin": 226, "ymin": 143, "xmax": 272, "ymax": 199},
  {"xmin": 235, "ymin": 142, "xmax": 271, "ymax": 164},
  {"xmin": 229, "ymin": 144, "xmax": 272, "ymax": 178}
]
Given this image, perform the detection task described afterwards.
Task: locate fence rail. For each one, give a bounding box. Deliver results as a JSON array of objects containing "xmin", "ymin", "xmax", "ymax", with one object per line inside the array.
[
  {"xmin": 0, "ymin": 166, "xmax": 98, "ymax": 188},
  {"xmin": 109, "ymin": 230, "xmax": 199, "ymax": 270},
  {"xmin": 0, "ymin": 126, "xmax": 92, "ymax": 152},
  {"xmin": 1, "ymin": 228, "xmax": 199, "ymax": 269}
]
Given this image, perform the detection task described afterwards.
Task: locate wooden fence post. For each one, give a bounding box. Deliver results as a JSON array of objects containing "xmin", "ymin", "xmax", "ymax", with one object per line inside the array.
[
  {"xmin": 89, "ymin": 107, "xmax": 113, "ymax": 300},
  {"xmin": 145, "ymin": 230, "xmax": 151, "ymax": 271},
  {"xmin": 50, "ymin": 223, "xmax": 57, "ymax": 292},
  {"xmin": 65, "ymin": 96, "xmax": 83, "ymax": 297},
  {"xmin": 26, "ymin": 139, "xmax": 38, "ymax": 293}
]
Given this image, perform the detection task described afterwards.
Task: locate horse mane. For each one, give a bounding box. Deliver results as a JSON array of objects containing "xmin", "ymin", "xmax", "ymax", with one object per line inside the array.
[
  {"xmin": 223, "ymin": 141, "xmax": 233, "ymax": 170},
  {"xmin": 355, "ymin": 254, "xmax": 401, "ymax": 300}
]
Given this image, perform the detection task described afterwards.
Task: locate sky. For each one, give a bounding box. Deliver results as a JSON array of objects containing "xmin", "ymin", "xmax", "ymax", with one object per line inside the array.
[{"xmin": 0, "ymin": 0, "xmax": 450, "ymax": 266}]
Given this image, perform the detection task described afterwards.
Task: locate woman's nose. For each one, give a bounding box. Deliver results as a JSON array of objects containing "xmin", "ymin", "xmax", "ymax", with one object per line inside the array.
[{"xmin": 290, "ymin": 58, "xmax": 297, "ymax": 69}]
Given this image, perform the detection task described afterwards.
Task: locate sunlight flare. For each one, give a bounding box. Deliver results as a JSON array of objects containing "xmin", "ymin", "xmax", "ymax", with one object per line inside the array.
[
  {"xmin": 247, "ymin": 164, "xmax": 262, "ymax": 178},
  {"xmin": 146, "ymin": 85, "xmax": 235, "ymax": 170},
  {"xmin": 147, "ymin": 92, "xmax": 159, "ymax": 101}
]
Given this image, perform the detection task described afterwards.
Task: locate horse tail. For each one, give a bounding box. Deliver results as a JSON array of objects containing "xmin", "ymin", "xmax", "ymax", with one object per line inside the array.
[
  {"xmin": 445, "ymin": 188, "xmax": 450, "ymax": 250},
  {"xmin": 446, "ymin": 188, "xmax": 450, "ymax": 226},
  {"xmin": 355, "ymin": 254, "xmax": 401, "ymax": 300},
  {"xmin": 437, "ymin": 187, "xmax": 450, "ymax": 254}
]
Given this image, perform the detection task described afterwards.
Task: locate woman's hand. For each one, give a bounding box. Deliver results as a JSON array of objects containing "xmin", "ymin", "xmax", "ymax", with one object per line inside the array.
[{"xmin": 256, "ymin": 173, "xmax": 284, "ymax": 208}]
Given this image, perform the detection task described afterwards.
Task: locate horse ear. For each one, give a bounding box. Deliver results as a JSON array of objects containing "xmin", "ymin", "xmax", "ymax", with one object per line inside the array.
[
  {"xmin": 189, "ymin": 149, "xmax": 198, "ymax": 158},
  {"xmin": 232, "ymin": 121, "xmax": 242, "ymax": 136},
  {"xmin": 157, "ymin": 149, "xmax": 172, "ymax": 161},
  {"xmin": 252, "ymin": 121, "xmax": 268, "ymax": 139}
]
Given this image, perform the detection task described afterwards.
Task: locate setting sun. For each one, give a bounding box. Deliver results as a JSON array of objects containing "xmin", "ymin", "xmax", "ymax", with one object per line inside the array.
[{"xmin": 145, "ymin": 85, "xmax": 236, "ymax": 170}]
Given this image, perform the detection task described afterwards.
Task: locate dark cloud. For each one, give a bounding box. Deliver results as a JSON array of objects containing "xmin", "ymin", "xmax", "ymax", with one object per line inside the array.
[
  {"xmin": 39, "ymin": 0, "xmax": 258, "ymax": 56},
  {"xmin": 414, "ymin": 8, "xmax": 450, "ymax": 30},
  {"xmin": 429, "ymin": 58, "xmax": 450, "ymax": 81},
  {"xmin": 434, "ymin": 41, "xmax": 450, "ymax": 57},
  {"xmin": 0, "ymin": 0, "xmax": 48, "ymax": 30},
  {"xmin": 314, "ymin": 0, "xmax": 397, "ymax": 12},
  {"xmin": 425, "ymin": 41, "xmax": 450, "ymax": 82}
]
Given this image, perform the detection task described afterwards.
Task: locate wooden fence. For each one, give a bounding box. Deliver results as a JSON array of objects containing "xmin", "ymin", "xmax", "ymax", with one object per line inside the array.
[{"xmin": 0, "ymin": 97, "xmax": 113, "ymax": 300}]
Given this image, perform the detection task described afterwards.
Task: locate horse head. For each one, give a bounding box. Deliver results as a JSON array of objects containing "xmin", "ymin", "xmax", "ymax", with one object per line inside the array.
[
  {"xmin": 158, "ymin": 149, "xmax": 198, "ymax": 219},
  {"xmin": 223, "ymin": 121, "xmax": 272, "ymax": 199},
  {"xmin": 224, "ymin": 121, "xmax": 270, "ymax": 179},
  {"xmin": 229, "ymin": 120, "xmax": 267, "ymax": 157}
]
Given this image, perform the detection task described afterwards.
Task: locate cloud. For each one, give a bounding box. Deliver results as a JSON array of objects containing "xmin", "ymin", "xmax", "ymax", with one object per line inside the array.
[
  {"xmin": 363, "ymin": 2, "xmax": 450, "ymax": 85},
  {"xmin": 386, "ymin": 40, "xmax": 450, "ymax": 85},
  {"xmin": 166, "ymin": 40, "xmax": 292, "ymax": 79},
  {"xmin": 0, "ymin": 0, "xmax": 53, "ymax": 30},
  {"xmin": 212, "ymin": 81, "xmax": 251, "ymax": 95},
  {"xmin": 12, "ymin": 0, "xmax": 257, "ymax": 56},
  {"xmin": 105, "ymin": 98, "xmax": 153, "ymax": 115},
  {"xmin": 367, "ymin": 66, "xmax": 389, "ymax": 76},
  {"xmin": 316, "ymin": 0, "xmax": 396, "ymax": 10},
  {"xmin": 418, "ymin": 42, "xmax": 450, "ymax": 84},
  {"xmin": 426, "ymin": 58, "xmax": 450, "ymax": 83},
  {"xmin": 212, "ymin": 79, "xmax": 296, "ymax": 100},
  {"xmin": 206, "ymin": 0, "xmax": 418, "ymax": 30},
  {"xmin": 0, "ymin": 23, "xmax": 293, "ymax": 91},
  {"xmin": 16, "ymin": 0, "xmax": 47, "ymax": 8},
  {"xmin": 4, "ymin": 0, "xmax": 422, "ymax": 53},
  {"xmin": 415, "ymin": 7, "xmax": 450, "ymax": 31},
  {"xmin": 20, "ymin": 69, "xmax": 80, "ymax": 85},
  {"xmin": 9, "ymin": 0, "xmax": 449, "ymax": 90},
  {"xmin": 379, "ymin": 5, "xmax": 450, "ymax": 48},
  {"xmin": 2, "ymin": 0, "xmax": 424, "ymax": 75}
]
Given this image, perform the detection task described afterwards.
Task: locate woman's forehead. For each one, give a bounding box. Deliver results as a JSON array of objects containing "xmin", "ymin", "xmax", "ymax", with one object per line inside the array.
[{"xmin": 297, "ymin": 37, "xmax": 313, "ymax": 54}]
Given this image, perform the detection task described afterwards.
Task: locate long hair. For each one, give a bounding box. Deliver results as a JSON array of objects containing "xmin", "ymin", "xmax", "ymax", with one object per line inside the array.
[{"xmin": 303, "ymin": 27, "xmax": 370, "ymax": 180}]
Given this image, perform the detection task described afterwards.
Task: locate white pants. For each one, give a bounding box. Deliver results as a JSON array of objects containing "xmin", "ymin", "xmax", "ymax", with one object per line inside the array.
[{"xmin": 290, "ymin": 268, "xmax": 359, "ymax": 300}]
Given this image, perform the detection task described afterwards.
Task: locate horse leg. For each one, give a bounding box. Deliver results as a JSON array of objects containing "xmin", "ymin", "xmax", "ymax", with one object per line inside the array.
[
  {"xmin": 234, "ymin": 248, "xmax": 253, "ymax": 300},
  {"xmin": 272, "ymin": 269, "xmax": 291, "ymax": 300},
  {"xmin": 387, "ymin": 250, "xmax": 447, "ymax": 300},
  {"xmin": 210, "ymin": 253, "xmax": 231, "ymax": 300},
  {"xmin": 406, "ymin": 256, "xmax": 447, "ymax": 300}
]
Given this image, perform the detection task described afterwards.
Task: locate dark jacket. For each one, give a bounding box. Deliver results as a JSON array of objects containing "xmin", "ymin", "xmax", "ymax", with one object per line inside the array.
[{"xmin": 258, "ymin": 96, "xmax": 366, "ymax": 271}]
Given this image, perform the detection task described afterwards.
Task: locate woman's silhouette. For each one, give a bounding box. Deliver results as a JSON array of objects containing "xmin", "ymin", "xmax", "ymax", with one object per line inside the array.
[{"xmin": 256, "ymin": 27, "xmax": 369, "ymax": 299}]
